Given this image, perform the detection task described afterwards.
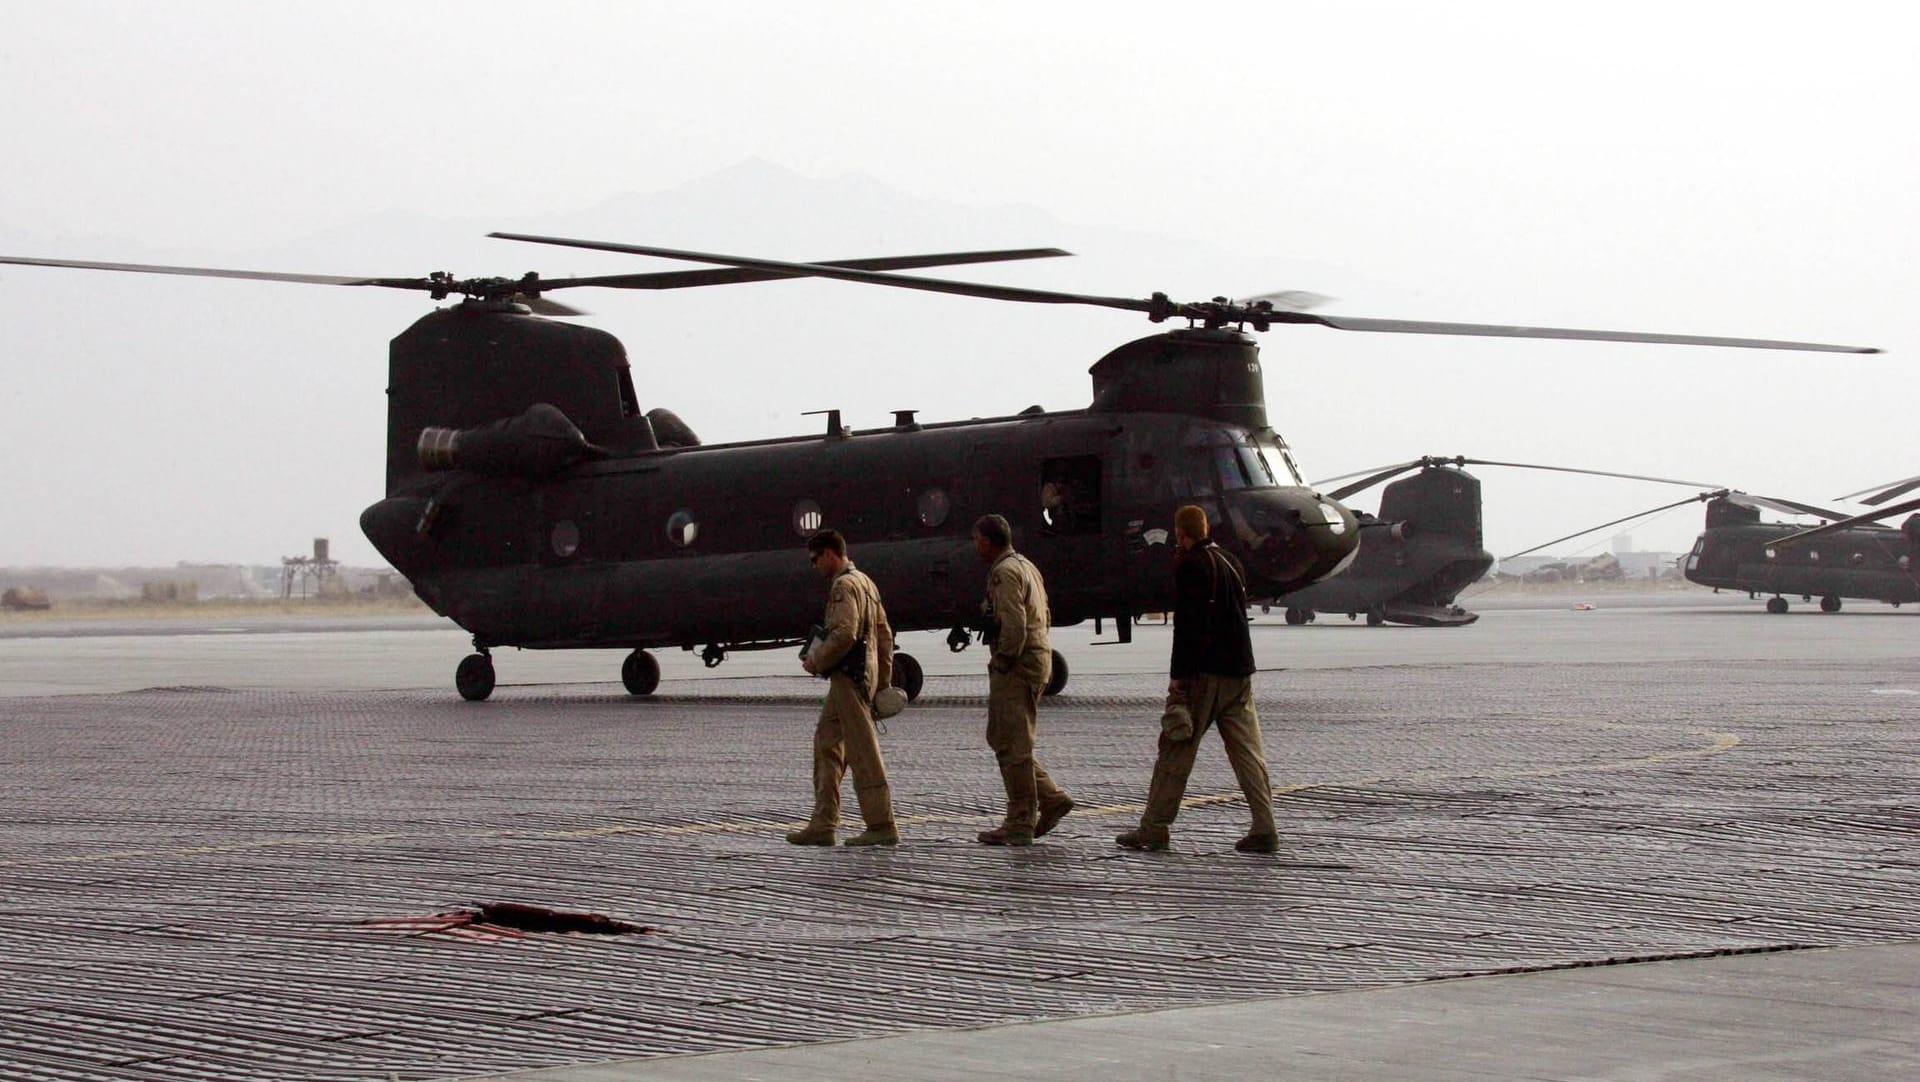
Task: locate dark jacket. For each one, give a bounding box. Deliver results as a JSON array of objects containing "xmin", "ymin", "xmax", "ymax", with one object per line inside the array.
[{"xmin": 1170, "ymin": 540, "xmax": 1256, "ymax": 679}]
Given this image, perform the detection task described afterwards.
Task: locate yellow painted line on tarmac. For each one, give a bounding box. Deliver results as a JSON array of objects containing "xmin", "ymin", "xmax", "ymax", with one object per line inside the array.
[{"xmin": 0, "ymin": 728, "xmax": 1741, "ymax": 868}]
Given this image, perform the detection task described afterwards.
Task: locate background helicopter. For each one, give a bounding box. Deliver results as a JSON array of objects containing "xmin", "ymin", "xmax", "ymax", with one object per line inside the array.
[
  {"xmin": 0, "ymin": 239, "xmax": 1880, "ymax": 699},
  {"xmin": 1705, "ymin": 475, "xmax": 1920, "ymax": 613},
  {"xmin": 1259, "ymin": 456, "xmax": 1720, "ymax": 627},
  {"xmin": 1505, "ymin": 482, "xmax": 1918, "ymax": 614}
]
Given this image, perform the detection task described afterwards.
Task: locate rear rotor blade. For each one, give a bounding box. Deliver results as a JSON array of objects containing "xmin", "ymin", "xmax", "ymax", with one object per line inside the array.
[
  {"xmin": 1722, "ymin": 491, "xmax": 1858, "ymax": 521},
  {"xmin": 1776, "ymin": 495, "xmax": 1920, "ymax": 546},
  {"xmin": 0, "ymin": 254, "xmax": 398, "ymax": 288},
  {"xmin": 542, "ymin": 247, "xmax": 1073, "ymax": 292},
  {"xmin": 488, "ymin": 233, "xmax": 1882, "ymax": 353},
  {"xmin": 490, "ymin": 233, "xmax": 1165, "ymax": 314}
]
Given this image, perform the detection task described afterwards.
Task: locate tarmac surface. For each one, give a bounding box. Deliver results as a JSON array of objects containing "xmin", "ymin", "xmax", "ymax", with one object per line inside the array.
[{"xmin": 2, "ymin": 595, "xmax": 1917, "ymax": 1080}]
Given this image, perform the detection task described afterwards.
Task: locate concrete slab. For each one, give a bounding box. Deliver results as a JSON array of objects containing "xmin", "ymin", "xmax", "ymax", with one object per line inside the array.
[{"xmin": 463, "ymin": 944, "xmax": 1920, "ymax": 1081}]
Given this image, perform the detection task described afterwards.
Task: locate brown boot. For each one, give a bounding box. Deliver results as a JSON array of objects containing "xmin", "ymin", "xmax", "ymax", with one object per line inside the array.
[
  {"xmin": 1234, "ymin": 831, "xmax": 1279, "ymax": 854},
  {"xmin": 976, "ymin": 826, "xmax": 1034, "ymax": 847},
  {"xmin": 785, "ymin": 825, "xmax": 835, "ymax": 846},
  {"xmin": 1034, "ymin": 796, "xmax": 1075, "ymax": 838},
  {"xmin": 1114, "ymin": 828, "xmax": 1170, "ymax": 852},
  {"xmin": 844, "ymin": 824, "xmax": 899, "ymax": 847}
]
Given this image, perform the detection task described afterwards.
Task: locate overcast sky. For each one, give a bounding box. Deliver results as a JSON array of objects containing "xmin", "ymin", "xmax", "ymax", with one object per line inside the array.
[{"xmin": 1, "ymin": 1, "xmax": 1912, "ymax": 569}]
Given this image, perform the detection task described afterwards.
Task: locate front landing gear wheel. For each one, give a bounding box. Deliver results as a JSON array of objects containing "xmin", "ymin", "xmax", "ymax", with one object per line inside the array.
[
  {"xmin": 1766, "ymin": 596, "xmax": 1789, "ymax": 614},
  {"xmin": 455, "ymin": 653, "xmax": 495, "ymax": 701},
  {"xmin": 621, "ymin": 649, "xmax": 660, "ymax": 696},
  {"xmin": 891, "ymin": 651, "xmax": 925, "ymax": 702},
  {"xmin": 1044, "ymin": 649, "xmax": 1069, "ymax": 697},
  {"xmin": 1820, "ymin": 595, "xmax": 1842, "ymax": 613}
]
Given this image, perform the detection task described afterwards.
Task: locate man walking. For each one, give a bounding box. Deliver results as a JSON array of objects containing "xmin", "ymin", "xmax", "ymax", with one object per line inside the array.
[
  {"xmin": 1117, "ymin": 505, "xmax": 1279, "ymax": 853},
  {"xmin": 789, "ymin": 529, "xmax": 899, "ymax": 847},
  {"xmin": 973, "ymin": 514, "xmax": 1074, "ymax": 846}
]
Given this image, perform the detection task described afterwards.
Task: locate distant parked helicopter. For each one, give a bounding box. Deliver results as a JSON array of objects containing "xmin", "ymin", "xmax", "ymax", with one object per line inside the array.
[
  {"xmin": 1513, "ymin": 483, "xmax": 1917, "ymax": 614},
  {"xmin": 1267, "ymin": 456, "xmax": 1718, "ymax": 627},
  {"xmin": 0, "ymin": 238, "xmax": 1880, "ymax": 698}
]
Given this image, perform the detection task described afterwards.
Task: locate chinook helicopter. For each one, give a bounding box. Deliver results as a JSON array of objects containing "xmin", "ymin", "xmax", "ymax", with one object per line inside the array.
[
  {"xmin": 1686, "ymin": 479, "xmax": 1920, "ymax": 613},
  {"xmin": 1263, "ymin": 456, "xmax": 1720, "ymax": 627},
  {"xmin": 0, "ymin": 239, "xmax": 1880, "ymax": 699},
  {"xmin": 1498, "ymin": 481, "xmax": 1917, "ymax": 614}
]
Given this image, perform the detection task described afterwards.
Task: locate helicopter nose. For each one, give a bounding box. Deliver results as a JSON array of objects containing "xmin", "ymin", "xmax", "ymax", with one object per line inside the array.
[{"xmin": 1224, "ymin": 487, "xmax": 1360, "ymax": 594}]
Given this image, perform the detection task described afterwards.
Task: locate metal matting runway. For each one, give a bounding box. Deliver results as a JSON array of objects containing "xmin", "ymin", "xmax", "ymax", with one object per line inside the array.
[{"xmin": 2, "ymin": 609, "xmax": 1918, "ymax": 1080}]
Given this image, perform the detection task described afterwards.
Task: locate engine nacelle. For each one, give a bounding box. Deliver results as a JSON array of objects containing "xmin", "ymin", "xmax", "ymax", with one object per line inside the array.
[{"xmin": 418, "ymin": 402, "xmax": 598, "ymax": 479}]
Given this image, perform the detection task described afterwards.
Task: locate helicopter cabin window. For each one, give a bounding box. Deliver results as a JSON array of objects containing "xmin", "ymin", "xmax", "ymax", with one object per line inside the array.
[
  {"xmin": 550, "ymin": 520, "xmax": 581, "ymax": 559},
  {"xmin": 667, "ymin": 509, "xmax": 699, "ymax": 548},
  {"xmin": 793, "ymin": 500, "xmax": 824, "ymax": 537},
  {"xmin": 1040, "ymin": 455, "xmax": 1102, "ymax": 536},
  {"xmin": 916, "ymin": 487, "xmax": 950, "ymax": 529},
  {"xmin": 1213, "ymin": 444, "xmax": 1276, "ymax": 491}
]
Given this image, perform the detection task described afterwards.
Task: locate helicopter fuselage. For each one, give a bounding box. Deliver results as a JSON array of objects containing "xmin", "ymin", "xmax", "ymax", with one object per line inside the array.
[{"xmin": 359, "ymin": 306, "xmax": 1360, "ymax": 656}]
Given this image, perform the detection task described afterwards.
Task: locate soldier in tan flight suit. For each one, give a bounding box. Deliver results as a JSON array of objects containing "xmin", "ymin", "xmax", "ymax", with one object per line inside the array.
[
  {"xmin": 788, "ymin": 529, "xmax": 899, "ymax": 847},
  {"xmin": 972, "ymin": 514, "xmax": 1075, "ymax": 846}
]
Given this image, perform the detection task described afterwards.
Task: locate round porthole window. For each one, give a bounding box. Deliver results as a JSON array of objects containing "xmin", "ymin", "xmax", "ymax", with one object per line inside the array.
[
  {"xmin": 667, "ymin": 509, "xmax": 699, "ymax": 548},
  {"xmin": 1765, "ymin": 547, "xmax": 1777, "ymax": 560},
  {"xmin": 1808, "ymin": 550, "xmax": 1821, "ymax": 563},
  {"xmin": 793, "ymin": 499, "xmax": 824, "ymax": 536},
  {"xmin": 550, "ymin": 519, "xmax": 580, "ymax": 558},
  {"xmin": 917, "ymin": 487, "xmax": 950, "ymax": 528}
]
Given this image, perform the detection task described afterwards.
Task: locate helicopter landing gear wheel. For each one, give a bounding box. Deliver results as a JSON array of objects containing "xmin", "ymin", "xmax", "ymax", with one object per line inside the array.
[
  {"xmin": 1820, "ymin": 595, "xmax": 1842, "ymax": 613},
  {"xmin": 1766, "ymin": 596, "xmax": 1789, "ymax": 614},
  {"xmin": 891, "ymin": 651, "xmax": 924, "ymax": 702},
  {"xmin": 946, "ymin": 625, "xmax": 972, "ymax": 653},
  {"xmin": 1284, "ymin": 607, "xmax": 1312, "ymax": 625},
  {"xmin": 455, "ymin": 653, "xmax": 495, "ymax": 702},
  {"xmin": 1044, "ymin": 649, "xmax": 1069, "ymax": 697},
  {"xmin": 1366, "ymin": 607, "xmax": 1387, "ymax": 627},
  {"xmin": 621, "ymin": 649, "xmax": 660, "ymax": 696}
]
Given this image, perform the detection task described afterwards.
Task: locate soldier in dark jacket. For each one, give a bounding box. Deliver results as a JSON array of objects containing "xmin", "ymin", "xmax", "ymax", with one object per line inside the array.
[{"xmin": 1116, "ymin": 505, "xmax": 1278, "ymax": 853}]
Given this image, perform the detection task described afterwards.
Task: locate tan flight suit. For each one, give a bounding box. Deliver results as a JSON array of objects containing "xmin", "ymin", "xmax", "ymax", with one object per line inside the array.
[
  {"xmin": 984, "ymin": 549, "xmax": 1069, "ymax": 832},
  {"xmin": 1140, "ymin": 674, "xmax": 1276, "ymax": 837},
  {"xmin": 806, "ymin": 562, "xmax": 897, "ymax": 832}
]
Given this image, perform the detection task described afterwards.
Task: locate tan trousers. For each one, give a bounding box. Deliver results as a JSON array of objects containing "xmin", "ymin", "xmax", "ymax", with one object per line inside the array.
[
  {"xmin": 1140, "ymin": 674, "xmax": 1276, "ymax": 835},
  {"xmin": 986, "ymin": 670, "xmax": 1068, "ymax": 831},
  {"xmin": 809, "ymin": 674, "xmax": 894, "ymax": 830}
]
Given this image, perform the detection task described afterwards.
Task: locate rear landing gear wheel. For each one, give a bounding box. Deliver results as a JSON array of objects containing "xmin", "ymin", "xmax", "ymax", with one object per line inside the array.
[
  {"xmin": 1766, "ymin": 596, "xmax": 1789, "ymax": 614},
  {"xmin": 456, "ymin": 653, "xmax": 495, "ymax": 701},
  {"xmin": 891, "ymin": 651, "xmax": 925, "ymax": 702},
  {"xmin": 1820, "ymin": 595, "xmax": 1842, "ymax": 613},
  {"xmin": 622, "ymin": 649, "xmax": 660, "ymax": 696},
  {"xmin": 1044, "ymin": 649, "xmax": 1069, "ymax": 697},
  {"xmin": 1366, "ymin": 607, "xmax": 1387, "ymax": 627},
  {"xmin": 1284, "ymin": 607, "xmax": 1312, "ymax": 625}
]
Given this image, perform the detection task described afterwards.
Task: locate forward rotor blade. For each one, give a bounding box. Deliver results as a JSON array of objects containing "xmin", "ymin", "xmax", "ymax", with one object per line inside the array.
[
  {"xmin": 1837, "ymin": 473, "xmax": 1920, "ymax": 505},
  {"xmin": 541, "ymin": 247, "xmax": 1073, "ymax": 291},
  {"xmin": 1775, "ymin": 495, "xmax": 1920, "ymax": 546},
  {"xmin": 1503, "ymin": 492, "xmax": 1719, "ymax": 561},
  {"xmin": 1307, "ymin": 314, "xmax": 1880, "ymax": 354}
]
